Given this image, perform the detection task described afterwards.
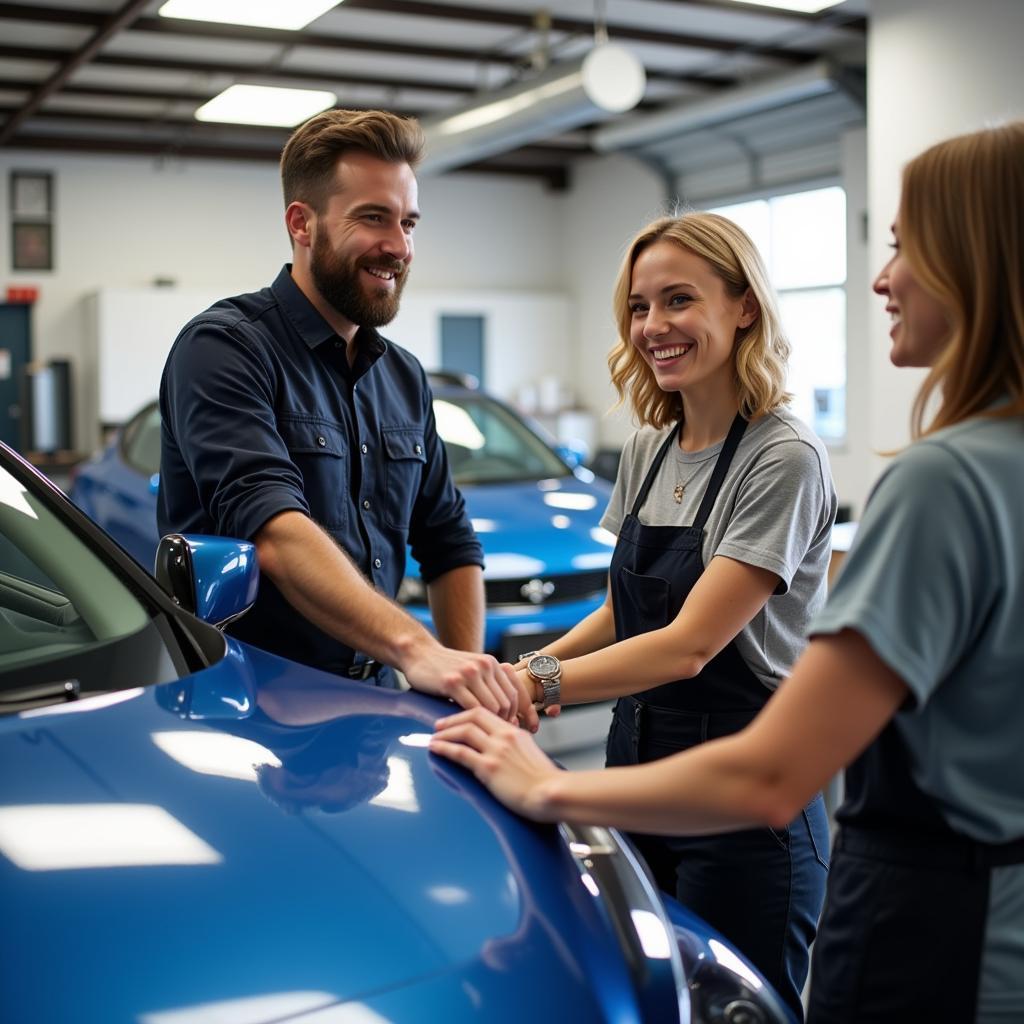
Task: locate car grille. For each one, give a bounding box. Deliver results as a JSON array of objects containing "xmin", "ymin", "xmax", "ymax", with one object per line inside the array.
[{"xmin": 485, "ymin": 570, "xmax": 607, "ymax": 606}]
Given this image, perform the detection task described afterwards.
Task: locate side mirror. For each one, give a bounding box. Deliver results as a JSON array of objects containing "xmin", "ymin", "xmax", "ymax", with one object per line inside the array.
[
  {"xmin": 154, "ymin": 534, "xmax": 258, "ymax": 629},
  {"xmin": 554, "ymin": 440, "xmax": 589, "ymax": 470}
]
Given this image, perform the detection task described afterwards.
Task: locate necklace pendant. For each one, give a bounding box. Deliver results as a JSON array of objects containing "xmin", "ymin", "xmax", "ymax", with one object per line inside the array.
[{"xmin": 673, "ymin": 483, "xmax": 684, "ymax": 504}]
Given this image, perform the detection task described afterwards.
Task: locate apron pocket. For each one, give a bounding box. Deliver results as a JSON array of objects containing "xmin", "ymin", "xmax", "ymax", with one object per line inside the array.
[{"xmin": 616, "ymin": 566, "xmax": 671, "ymax": 633}]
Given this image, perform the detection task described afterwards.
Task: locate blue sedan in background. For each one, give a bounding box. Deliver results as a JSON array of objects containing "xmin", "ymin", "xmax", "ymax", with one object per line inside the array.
[
  {"xmin": 70, "ymin": 374, "xmax": 615, "ymax": 660},
  {"xmin": 0, "ymin": 441, "xmax": 793, "ymax": 1023}
]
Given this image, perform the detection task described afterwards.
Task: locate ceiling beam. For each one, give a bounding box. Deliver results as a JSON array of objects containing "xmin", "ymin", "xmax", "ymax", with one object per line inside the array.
[
  {"xmin": 0, "ymin": 2, "xmax": 97, "ymax": 25},
  {"xmin": 127, "ymin": 16, "xmax": 738, "ymax": 86},
  {"xmin": 648, "ymin": 0, "xmax": 866, "ymax": 31},
  {"xmin": 130, "ymin": 14, "xmax": 524, "ymax": 66},
  {"xmin": 2, "ymin": 103, "xmax": 589, "ymax": 156},
  {"xmin": 5, "ymin": 130, "xmax": 570, "ymax": 187},
  {"xmin": 0, "ymin": 0, "xmax": 819, "ymax": 63},
  {"xmin": 0, "ymin": 44, "xmax": 475, "ymax": 95},
  {"xmin": 341, "ymin": 0, "xmax": 819, "ymax": 63},
  {"xmin": 0, "ymin": 0, "xmax": 150, "ymax": 147}
]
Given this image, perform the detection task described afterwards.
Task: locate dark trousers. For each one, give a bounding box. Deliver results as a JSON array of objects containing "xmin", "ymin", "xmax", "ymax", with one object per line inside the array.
[
  {"xmin": 607, "ymin": 697, "xmax": 829, "ymax": 1022},
  {"xmin": 807, "ymin": 828, "xmax": 990, "ymax": 1023}
]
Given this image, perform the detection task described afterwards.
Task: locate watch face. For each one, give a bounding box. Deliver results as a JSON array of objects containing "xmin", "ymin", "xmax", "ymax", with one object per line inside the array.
[{"xmin": 529, "ymin": 654, "xmax": 559, "ymax": 679}]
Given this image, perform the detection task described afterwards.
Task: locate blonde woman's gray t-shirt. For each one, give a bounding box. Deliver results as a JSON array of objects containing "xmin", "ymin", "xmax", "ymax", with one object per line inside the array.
[{"xmin": 601, "ymin": 408, "xmax": 837, "ymax": 691}]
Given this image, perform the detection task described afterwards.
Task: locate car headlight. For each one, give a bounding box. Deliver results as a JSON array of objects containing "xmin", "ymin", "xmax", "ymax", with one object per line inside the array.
[
  {"xmin": 673, "ymin": 915, "xmax": 794, "ymax": 1024},
  {"xmin": 396, "ymin": 575, "xmax": 427, "ymax": 604}
]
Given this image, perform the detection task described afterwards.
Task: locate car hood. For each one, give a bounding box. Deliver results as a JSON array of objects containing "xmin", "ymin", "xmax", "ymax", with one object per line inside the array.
[
  {"xmin": 462, "ymin": 476, "xmax": 615, "ymax": 577},
  {"xmin": 0, "ymin": 641, "xmax": 608, "ymax": 1023}
]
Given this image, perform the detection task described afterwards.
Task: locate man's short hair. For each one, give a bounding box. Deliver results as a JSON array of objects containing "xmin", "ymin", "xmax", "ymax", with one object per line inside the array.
[{"xmin": 280, "ymin": 108, "xmax": 425, "ymax": 212}]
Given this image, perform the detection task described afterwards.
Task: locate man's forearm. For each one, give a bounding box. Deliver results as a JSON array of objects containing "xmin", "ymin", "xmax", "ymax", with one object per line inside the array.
[
  {"xmin": 255, "ymin": 511, "xmax": 527, "ymax": 724},
  {"xmin": 255, "ymin": 510, "xmax": 438, "ymax": 670},
  {"xmin": 427, "ymin": 564, "xmax": 485, "ymax": 652}
]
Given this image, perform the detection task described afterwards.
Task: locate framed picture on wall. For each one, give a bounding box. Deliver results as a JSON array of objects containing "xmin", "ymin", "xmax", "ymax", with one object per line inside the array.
[
  {"xmin": 12, "ymin": 221, "xmax": 53, "ymax": 271},
  {"xmin": 10, "ymin": 171, "xmax": 52, "ymax": 219}
]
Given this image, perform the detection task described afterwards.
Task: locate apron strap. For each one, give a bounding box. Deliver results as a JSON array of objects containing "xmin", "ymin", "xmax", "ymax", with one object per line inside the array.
[
  {"xmin": 692, "ymin": 412, "xmax": 748, "ymax": 531},
  {"xmin": 629, "ymin": 422, "xmax": 682, "ymax": 518}
]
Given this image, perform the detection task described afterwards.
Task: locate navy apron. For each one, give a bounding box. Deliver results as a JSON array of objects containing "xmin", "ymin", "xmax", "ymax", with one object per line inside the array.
[
  {"xmin": 808, "ymin": 720, "xmax": 1024, "ymax": 1022},
  {"xmin": 605, "ymin": 413, "xmax": 828, "ymax": 1020}
]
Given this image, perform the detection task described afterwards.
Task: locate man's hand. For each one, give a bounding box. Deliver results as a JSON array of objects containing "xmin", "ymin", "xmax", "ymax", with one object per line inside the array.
[
  {"xmin": 403, "ymin": 647, "xmax": 539, "ymax": 731},
  {"xmin": 430, "ymin": 707, "xmax": 561, "ymax": 820}
]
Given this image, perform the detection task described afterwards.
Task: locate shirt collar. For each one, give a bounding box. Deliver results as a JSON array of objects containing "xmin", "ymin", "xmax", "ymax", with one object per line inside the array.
[{"xmin": 270, "ymin": 265, "xmax": 389, "ymax": 362}]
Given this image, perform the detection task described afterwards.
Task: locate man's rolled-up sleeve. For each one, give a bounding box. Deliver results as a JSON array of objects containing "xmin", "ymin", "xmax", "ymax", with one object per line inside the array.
[
  {"xmin": 162, "ymin": 319, "xmax": 309, "ymax": 540},
  {"xmin": 405, "ymin": 376, "xmax": 483, "ymax": 582}
]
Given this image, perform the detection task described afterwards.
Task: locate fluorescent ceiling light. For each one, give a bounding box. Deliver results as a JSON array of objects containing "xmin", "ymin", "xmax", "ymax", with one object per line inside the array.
[
  {"xmin": 158, "ymin": 0, "xmax": 340, "ymax": 31},
  {"xmin": 0, "ymin": 803, "xmax": 221, "ymax": 870},
  {"xmin": 195, "ymin": 85, "xmax": 335, "ymax": 128},
  {"xmin": 718, "ymin": 0, "xmax": 844, "ymax": 11}
]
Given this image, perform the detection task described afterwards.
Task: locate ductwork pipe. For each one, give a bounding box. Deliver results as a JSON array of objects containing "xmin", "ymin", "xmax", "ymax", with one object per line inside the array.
[
  {"xmin": 420, "ymin": 42, "xmax": 646, "ymax": 175},
  {"xmin": 591, "ymin": 60, "xmax": 837, "ymax": 153}
]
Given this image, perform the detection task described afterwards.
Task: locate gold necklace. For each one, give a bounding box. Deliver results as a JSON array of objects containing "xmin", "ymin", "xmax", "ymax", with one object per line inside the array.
[{"xmin": 673, "ymin": 462, "xmax": 706, "ymax": 503}]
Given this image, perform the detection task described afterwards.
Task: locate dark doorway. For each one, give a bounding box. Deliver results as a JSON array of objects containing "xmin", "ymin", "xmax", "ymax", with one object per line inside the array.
[{"xmin": 0, "ymin": 304, "xmax": 32, "ymax": 450}]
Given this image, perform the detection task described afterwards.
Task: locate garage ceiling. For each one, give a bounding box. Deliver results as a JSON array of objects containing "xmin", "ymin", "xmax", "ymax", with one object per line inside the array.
[{"xmin": 0, "ymin": 0, "xmax": 867, "ymax": 189}]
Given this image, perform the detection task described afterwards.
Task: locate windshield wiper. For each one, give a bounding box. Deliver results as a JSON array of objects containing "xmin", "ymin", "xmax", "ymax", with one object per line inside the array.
[{"xmin": 0, "ymin": 678, "xmax": 80, "ymax": 713}]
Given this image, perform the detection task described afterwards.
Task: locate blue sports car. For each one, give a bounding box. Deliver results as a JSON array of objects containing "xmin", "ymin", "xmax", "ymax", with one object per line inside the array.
[
  {"xmin": 70, "ymin": 374, "xmax": 615, "ymax": 660},
  {"xmin": 0, "ymin": 441, "xmax": 793, "ymax": 1022}
]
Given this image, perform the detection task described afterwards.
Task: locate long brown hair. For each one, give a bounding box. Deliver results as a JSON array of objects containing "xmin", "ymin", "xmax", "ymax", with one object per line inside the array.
[
  {"xmin": 901, "ymin": 122, "xmax": 1024, "ymax": 436},
  {"xmin": 608, "ymin": 213, "xmax": 790, "ymax": 429}
]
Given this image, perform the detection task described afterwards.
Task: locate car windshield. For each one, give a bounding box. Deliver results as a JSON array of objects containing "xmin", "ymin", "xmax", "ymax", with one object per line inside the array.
[
  {"xmin": 121, "ymin": 402, "xmax": 161, "ymax": 476},
  {"xmin": 434, "ymin": 395, "xmax": 571, "ymax": 485},
  {"xmin": 0, "ymin": 454, "xmax": 196, "ymax": 713}
]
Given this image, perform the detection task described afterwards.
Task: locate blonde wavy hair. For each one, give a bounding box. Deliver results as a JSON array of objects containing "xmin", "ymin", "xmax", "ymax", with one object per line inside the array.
[
  {"xmin": 609, "ymin": 212, "xmax": 790, "ymax": 429},
  {"xmin": 900, "ymin": 122, "xmax": 1024, "ymax": 437}
]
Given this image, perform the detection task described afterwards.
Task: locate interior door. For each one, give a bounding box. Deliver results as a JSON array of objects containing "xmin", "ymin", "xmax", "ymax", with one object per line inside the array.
[{"xmin": 0, "ymin": 304, "xmax": 32, "ymax": 450}]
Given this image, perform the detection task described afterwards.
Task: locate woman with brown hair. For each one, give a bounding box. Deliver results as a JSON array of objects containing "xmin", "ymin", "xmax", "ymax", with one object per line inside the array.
[{"xmin": 433, "ymin": 122, "xmax": 1024, "ymax": 1023}]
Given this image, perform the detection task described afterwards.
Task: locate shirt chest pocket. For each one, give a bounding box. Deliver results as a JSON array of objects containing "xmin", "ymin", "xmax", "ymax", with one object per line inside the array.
[
  {"xmin": 279, "ymin": 415, "xmax": 348, "ymax": 530},
  {"xmin": 382, "ymin": 426, "xmax": 427, "ymax": 530}
]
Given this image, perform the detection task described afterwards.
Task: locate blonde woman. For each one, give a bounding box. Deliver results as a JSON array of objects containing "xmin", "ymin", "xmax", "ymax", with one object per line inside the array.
[
  {"xmin": 511, "ymin": 213, "xmax": 836, "ymax": 1017},
  {"xmin": 434, "ymin": 123, "xmax": 1024, "ymax": 1023}
]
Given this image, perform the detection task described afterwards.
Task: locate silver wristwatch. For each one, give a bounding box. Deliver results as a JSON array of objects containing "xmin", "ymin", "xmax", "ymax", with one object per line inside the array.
[{"xmin": 522, "ymin": 652, "xmax": 562, "ymax": 710}]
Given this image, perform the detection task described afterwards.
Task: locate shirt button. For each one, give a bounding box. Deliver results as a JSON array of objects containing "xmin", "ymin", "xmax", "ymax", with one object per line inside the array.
[
  {"xmin": 316, "ymin": 436, "xmax": 326, "ymax": 447},
  {"xmin": 361, "ymin": 444, "xmax": 368, "ymax": 455},
  {"xmin": 362, "ymin": 499, "xmax": 371, "ymax": 510},
  {"xmin": 414, "ymin": 444, "xmax": 422, "ymax": 455},
  {"xmin": 373, "ymin": 558, "xmax": 382, "ymax": 569}
]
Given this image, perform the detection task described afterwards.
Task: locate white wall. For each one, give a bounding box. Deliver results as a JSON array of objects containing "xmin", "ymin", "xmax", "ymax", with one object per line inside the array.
[
  {"xmin": 830, "ymin": 126, "xmax": 872, "ymax": 516},
  {"xmin": 388, "ymin": 290, "xmax": 572, "ymax": 405},
  {"xmin": 562, "ymin": 153, "xmax": 666, "ymax": 449},
  {"xmin": 865, "ymin": 0, "xmax": 1024, "ymax": 477},
  {"xmin": 1, "ymin": 152, "xmax": 290, "ymax": 450},
  {"xmin": 0, "ymin": 152, "xmax": 569, "ymax": 450}
]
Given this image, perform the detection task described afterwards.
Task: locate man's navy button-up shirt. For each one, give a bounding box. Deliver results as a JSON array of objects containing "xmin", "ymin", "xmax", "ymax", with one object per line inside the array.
[{"xmin": 158, "ymin": 265, "xmax": 483, "ymax": 677}]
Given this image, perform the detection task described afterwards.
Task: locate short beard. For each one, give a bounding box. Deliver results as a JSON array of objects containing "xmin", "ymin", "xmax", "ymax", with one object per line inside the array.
[{"xmin": 310, "ymin": 228, "xmax": 408, "ymax": 329}]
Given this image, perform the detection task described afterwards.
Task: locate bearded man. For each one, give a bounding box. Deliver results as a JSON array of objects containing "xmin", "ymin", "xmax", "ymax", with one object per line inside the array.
[{"xmin": 158, "ymin": 109, "xmax": 527, "ymax": 724}]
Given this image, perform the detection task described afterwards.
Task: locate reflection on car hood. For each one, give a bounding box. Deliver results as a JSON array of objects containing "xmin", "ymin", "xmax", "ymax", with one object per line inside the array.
[
  {"xmin": 463, "ymin": 478, "xmax": 614, "ymax": 577},
  {"xmin": 0, "ymin": 642, "xmax": 607, "ymax": 1023}
]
